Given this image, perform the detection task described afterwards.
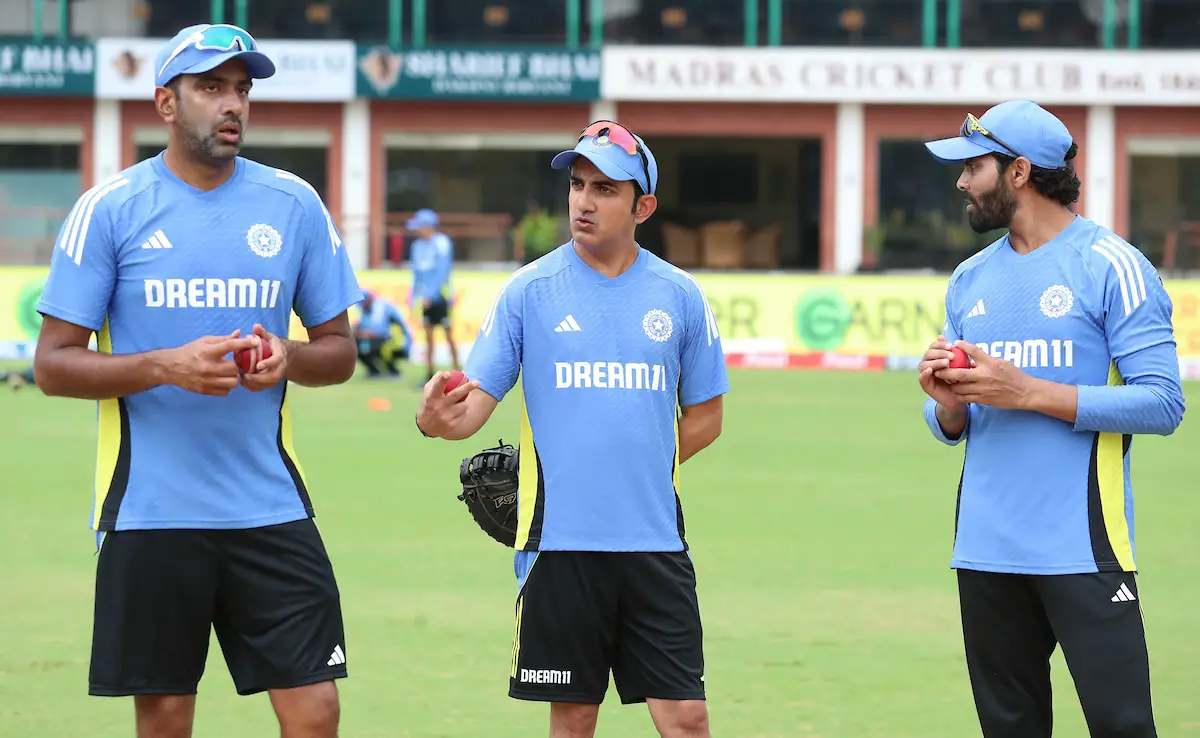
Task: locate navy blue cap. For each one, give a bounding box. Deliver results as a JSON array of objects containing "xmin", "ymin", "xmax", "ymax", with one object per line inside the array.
[
  {"xmin": 551, "ymin": 128, "xmax": 658, "ymax": 195},
  {"xmin": 155, "ymin": 23, "xmax": 275, "ymax": 88},
  {"xmin": 925, "ymin": 100, "xmax": 1073, "ymax": 170}
]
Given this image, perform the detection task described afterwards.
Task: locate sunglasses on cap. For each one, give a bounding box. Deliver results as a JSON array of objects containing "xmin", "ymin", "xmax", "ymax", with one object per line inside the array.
[
  {"xmin": 157, "ymin": 24, "xmax": 260, "ymax": 82},
  {"xmin": 960, "ymin": 113, "xmax": 1023, "ymax": 160},
  {"xmin": 578, "ymin": 120, "xmax": 652, "ymax": 194}
]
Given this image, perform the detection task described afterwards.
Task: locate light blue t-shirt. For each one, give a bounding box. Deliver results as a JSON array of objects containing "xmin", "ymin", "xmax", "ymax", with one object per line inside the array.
[
  {"xmin": 465, "ymin": 243, "xmax": 731, "ymax": 555},
  {"xmin": 924, "ymin": 215, "xmax": 1184, "ymax": 575},
  {"xmin": 410, "ymin": 232, "xmax": 453, "ymax": 304},
  {"xmin": 37, "ymin": 152, "xmax": 361, "ymax": 534},
  {"xmin": 358, "ymin": 296, "xmax": 412, "ymax": 350}
]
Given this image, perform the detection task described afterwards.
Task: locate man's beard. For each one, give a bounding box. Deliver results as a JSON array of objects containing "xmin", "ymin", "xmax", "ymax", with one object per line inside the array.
[
  {"xmin": 176, "ymin": 113, "xmax": 239, "ymax": 165},
  {"xmin": 967, "ymin": 180, "xmax": 1017, "ymax": 233}
]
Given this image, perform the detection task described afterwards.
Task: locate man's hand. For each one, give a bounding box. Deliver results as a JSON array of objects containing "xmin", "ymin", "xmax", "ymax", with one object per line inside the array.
[
  {"xmin": 918, "ymin": 335, "xmax": 966, "ymax": 410},
  {"xmin": 416, "ymin": 371, "xmax": 481, "ymax": 438},
  {"xmin": 160, "ymin": 330, "xmax": 259, "ymax": 396},
  {"xmin": 938, "ymin": 341, "xmax": 1034, "ymax": 409},
  {"xmin": 240, "ymin": 324, "xmax": 289, "ymax": 392}
]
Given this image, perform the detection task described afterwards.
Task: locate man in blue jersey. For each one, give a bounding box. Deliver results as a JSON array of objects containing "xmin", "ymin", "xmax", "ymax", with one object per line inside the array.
[
  {"xmin": 919, "ymin": 100, "xmax": 1185, "ymax": 738},
  {"xmin": 32, "ymin": 23, "xmax": 361, "ymax": 738},
  {"xmin": 407, "ymin": 208, "xmax": 461, "ymax": 382},
  {"xmin": 415, "ymin": 121, "xmax": 729, "ymax": 738},
  {"xmin": 356, "ymin": 289, "xmax": 412, "ymax": 378}
]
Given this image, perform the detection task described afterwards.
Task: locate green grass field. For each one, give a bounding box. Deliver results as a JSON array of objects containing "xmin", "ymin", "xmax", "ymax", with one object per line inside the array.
[{"xmin": 1, "ymin": 369, "xmax": 1197, "ymax": 737}]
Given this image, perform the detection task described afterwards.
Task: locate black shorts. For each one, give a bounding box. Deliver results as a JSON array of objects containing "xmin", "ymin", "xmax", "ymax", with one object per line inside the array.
[
  {"xmin": 89, "ymin": 518, "xmax": 347, "ymax": 697},
  {"xmin": 422, "ymin": 297, "xmax": 450, "ymax": 327},
  {"xmin": 957, "ymin": 569, "xmax": 1155, "ymax": 737},
  {"xmin": 509, "ymin": 551, "xmax": 705, "ymax": 705}
]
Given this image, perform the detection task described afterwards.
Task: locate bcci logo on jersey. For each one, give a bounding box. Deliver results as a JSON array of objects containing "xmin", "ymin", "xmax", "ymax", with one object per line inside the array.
[
  {"xmin": 976, "ymin": 339, "xmax": 1075, "ymax": 368},
  {"xmin": 144, "ymin": 278, "xmax": 282, "ymax": 309},
  {"xmin": 554, "ymin": 361, "xmax": 671, "ymax": 391}
]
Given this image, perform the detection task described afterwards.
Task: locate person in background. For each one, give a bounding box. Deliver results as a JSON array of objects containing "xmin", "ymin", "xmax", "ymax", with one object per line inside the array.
[
  {"xmin": 355, "ymin": 289, "xmax": 412, "ymax": 379},
  {"xmin": 1, "ymin": 364, "xmax": 35, "ymax": 390},
  {"xmin": 407, "ymin": 208, "xmax": 460, "ymax": 383}
]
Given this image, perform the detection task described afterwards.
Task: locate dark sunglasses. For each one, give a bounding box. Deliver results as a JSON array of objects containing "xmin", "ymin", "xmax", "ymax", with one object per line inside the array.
[
  {"xmin": 577, "ymin": 120, "xmax": 652, "ymax": 194},
  {"xmin": 960, "ymin": 113, "xmax": 1023, "ymax": 160}
]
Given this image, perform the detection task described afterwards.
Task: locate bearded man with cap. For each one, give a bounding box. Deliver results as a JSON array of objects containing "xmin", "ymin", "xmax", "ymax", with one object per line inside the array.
[
  {"xmin": 415, "ymin": 121, "xmax": 730, "ymax": 738},
  {"xmin": 917, "ymin": 101, "xmax": 1183, "ymax": 738},
  {"xmin": 32, "ymin": 23, "xmax": 362, "ymax": 737}
]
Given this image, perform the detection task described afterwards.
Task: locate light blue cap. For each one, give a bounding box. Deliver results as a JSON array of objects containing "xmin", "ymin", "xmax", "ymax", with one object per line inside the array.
[
  {"xmin": 925, "ymin": 100, "xmax": 1073, "ymax": 170},
  {"xmin": 406, "ymin": 208, "xmax": 439, "ymax": 230},
  {"xmin": 550, "ymin": 128, "xmax": 658, "ymax": 195},
  {"xmin": 155, "ymin": 23, "xmax": 275, "ymax": 88}
]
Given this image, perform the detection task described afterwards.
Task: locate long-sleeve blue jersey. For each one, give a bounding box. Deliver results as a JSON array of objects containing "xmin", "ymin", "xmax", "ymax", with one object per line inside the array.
[{"xmin": 925, "ymin": 215, "xmax": 1184, "ymax": 575}]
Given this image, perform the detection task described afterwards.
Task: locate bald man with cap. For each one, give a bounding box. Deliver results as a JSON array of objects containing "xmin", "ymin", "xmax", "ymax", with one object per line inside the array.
[
  {"xmin": 416, "ymin": 121, "xmax": 730, "ymax": 738},
  {"xmin": 33, "ymin": 22, "xmax": 361, "ymax": 738}
]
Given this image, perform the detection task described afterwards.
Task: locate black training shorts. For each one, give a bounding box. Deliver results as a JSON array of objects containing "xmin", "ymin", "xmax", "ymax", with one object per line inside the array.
[
  {"xmin": 509, "ymin": 551, "xmax": 706, "ymax": 705},
  {"xmin": 89, "ymin": 518, "xmax": 347, "ymax": 697},
  {"xmin": 422, "ymin": 296, "xmax": 450, "ymax": 327}
]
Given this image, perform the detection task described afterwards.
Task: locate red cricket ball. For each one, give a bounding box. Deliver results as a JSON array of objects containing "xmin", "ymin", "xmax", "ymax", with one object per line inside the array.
[
  {"xmin": 443, "ymin": 369, "xmax": 467, "ymax": 394},
  {"xmin": 236, "ymin": 341, "xmax": 273, "ymax": 374},
  {"xmin": 948, "ymin": 346, "xmax": 973, "ymax": 369}
]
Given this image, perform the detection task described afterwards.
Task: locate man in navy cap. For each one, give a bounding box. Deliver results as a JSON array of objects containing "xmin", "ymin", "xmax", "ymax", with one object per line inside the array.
[
  {"xmin": 917, "ymin": 101, "xmax": 1183, "ymax": 737},
  {"xmin": 416, "ymin": 122, "xmax": 729, "ymax": 737},
  {"xmin": 33, "ymin": 23, "xmax": 361, "ymax": 737}
]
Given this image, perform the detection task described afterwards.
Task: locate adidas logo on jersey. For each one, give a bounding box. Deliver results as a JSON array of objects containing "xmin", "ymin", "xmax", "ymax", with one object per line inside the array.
[
  {"xmin": 554, "ymin": 315, "xmax": 582, "ymax": 333},
  {"xmin": 140, "ymin": 229, "xmax": 174, "ymax": 250},
  {"xmin": 965, "ymin": 299, "xmax": 986, "ymax": 318}
]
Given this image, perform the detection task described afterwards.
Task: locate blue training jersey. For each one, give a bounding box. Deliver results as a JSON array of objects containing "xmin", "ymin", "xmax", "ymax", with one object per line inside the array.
[
  {"xmin": 465, "ymin": 243, "xmax": 731, "ymax": 553},
  {"xmin": 924, "ymin": 215, "xmax": 1184, "ymax": 575},
  {"xmin": 410, "ymin": 232, "xmax": 453, "ymax": 304},
  {"xmin": 37, "ymin": 152, "xmax": 362, "ymax": 533}
]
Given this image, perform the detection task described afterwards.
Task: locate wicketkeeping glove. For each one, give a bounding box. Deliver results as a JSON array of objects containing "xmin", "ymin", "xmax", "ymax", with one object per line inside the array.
[{"xmin": 457, "ymin": 441, "xmax": 520, "ymax": 547}]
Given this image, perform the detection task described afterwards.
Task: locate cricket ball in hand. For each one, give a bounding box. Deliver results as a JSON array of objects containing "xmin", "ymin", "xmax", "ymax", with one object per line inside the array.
[
  {"xmin": 236, "ymin": 341, "xmax": 273, "ymax": 374},
  {"xmin": 443, "ymin": 369, "xmax": 467, "ymax": 394},
  {"xmin": 948, "ymin": 346, "xmax": 972, "ymax": 369}
]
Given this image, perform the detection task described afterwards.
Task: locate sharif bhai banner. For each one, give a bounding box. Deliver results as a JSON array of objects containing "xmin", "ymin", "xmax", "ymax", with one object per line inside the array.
[
  {"xmin": 357, "ymin": 46, "xmax": 601, "ymax": 101},
  {"xmin": 0, "ymin": 41, "xmax": 94, "ymax": 95}
]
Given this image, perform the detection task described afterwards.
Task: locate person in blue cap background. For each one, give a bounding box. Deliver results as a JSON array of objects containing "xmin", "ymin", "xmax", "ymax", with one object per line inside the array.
[
  {"xmin": 407, "ymin": 207, "xmax": 461, "ymax": 383},
  {"xmin": 917, "ymin": 100, "xmax": 1183, "ymax": 738},
  {"xmin": 355, "ymin": 288, "xmax": 412, "ymax": 378},
  {"xmin": 32, "ymin": 22, "xmax": 362, "ymax": 738},
  {"xmin": 415, "ymin": 121, "xmax": 729, "ymax": 738}
]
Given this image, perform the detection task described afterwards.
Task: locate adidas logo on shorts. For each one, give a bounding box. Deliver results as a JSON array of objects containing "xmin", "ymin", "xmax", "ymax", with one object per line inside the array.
[{"xmin": 327, "ymin": 644, "xmax": 346, "ymax": 666}]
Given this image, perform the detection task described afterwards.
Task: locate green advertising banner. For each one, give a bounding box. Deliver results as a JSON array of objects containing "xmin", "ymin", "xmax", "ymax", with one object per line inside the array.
[
  {"xmin": 0, "ymin": 40, "xmax": 94, "ymax": 95},
  {"xmin": 356, "ymin": 46, "xmax": 600, "ymax": 101}
]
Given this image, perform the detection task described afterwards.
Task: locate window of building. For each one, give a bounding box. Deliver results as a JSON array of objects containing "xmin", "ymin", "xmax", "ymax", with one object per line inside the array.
[
  {"xmin": 875, "ymin": 140, "xmax": 995, "ymax": 272},
  {"xmin": 0, "ymin": 140, "xmax": 80, "ymax": 266},
  {"xmin": 603, "ymin": 0, "xmax": 747, "ymax": 46}
]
